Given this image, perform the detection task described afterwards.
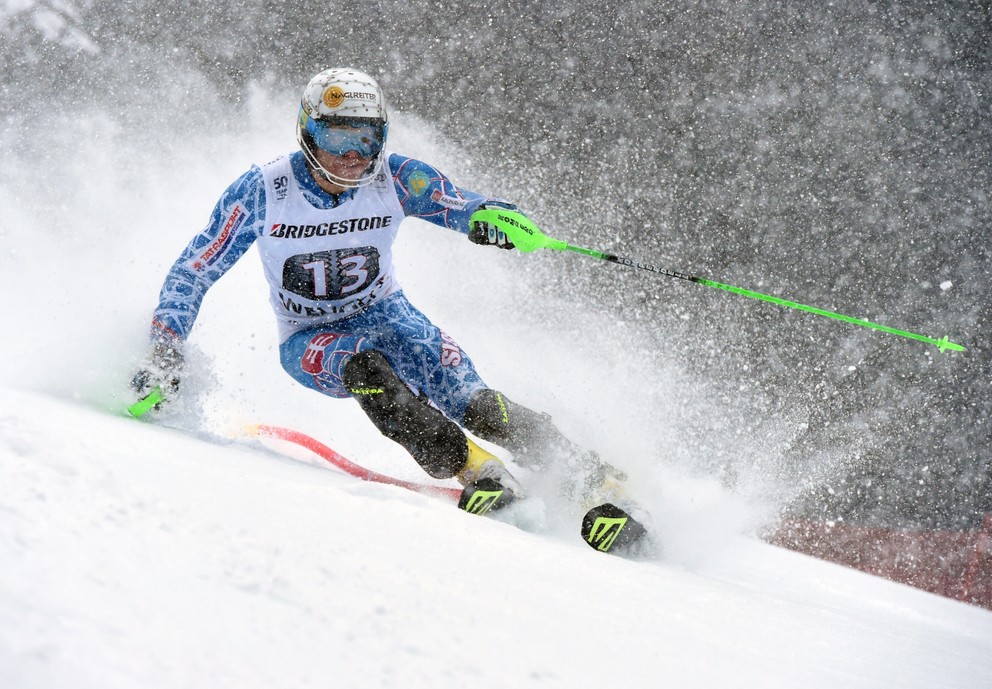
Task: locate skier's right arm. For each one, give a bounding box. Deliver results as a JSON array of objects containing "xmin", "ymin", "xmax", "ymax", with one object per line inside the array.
[{"xmin": 131, "ymin": 168, "xmax": 266, "ymax": 407}]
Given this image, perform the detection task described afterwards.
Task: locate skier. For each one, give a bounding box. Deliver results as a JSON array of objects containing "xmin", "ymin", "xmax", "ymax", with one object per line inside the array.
[{"xmin": 131, "ymin": 68, "xmax": 642, "ymax": 550}]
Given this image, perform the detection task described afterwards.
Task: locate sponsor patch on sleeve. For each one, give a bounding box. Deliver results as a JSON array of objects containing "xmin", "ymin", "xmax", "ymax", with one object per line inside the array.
[
  {"xmin": 439, "ymin": 330, "xmax": 463, "ymax": 367},
  {"xmin": 189, "ymin": 203, "xmax": 246, "ymax": 271},
  {"xmin": 431, "ymin": 189, "xmax": 469, "ymax": 210},
  {"xmin": 408, "ymin": 170, "xmax": 430, "ymax": 196}
]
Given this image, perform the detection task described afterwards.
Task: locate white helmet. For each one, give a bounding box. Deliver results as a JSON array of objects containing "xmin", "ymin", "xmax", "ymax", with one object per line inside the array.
[{"xmin": 296, "ymin": 68, "xmax": 389, "ymax": 188}]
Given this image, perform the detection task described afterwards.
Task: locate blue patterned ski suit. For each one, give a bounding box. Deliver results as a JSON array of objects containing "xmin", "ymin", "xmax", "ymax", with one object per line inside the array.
[{"xmin": 150, "ymin": 150, "xmax": 503, "ymax": 422}]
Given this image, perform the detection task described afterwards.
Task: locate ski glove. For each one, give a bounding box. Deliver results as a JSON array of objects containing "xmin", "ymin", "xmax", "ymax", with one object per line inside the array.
[
  {"xmin": 130, "ymin": 339, "xmax": 184, "ymax": 407},
  {"xmin": 468, "ymin": 202, "xmax": 517, "ymax": 250}
]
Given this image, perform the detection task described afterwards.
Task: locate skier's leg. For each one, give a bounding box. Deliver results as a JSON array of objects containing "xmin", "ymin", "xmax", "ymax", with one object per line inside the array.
[
  {"xmin": 279, "ymin": 330, "xmax": 368, "ymax": 398},
  {"xmin": 462, "ymin": 388, "xmax": 580, "ymax": 464},
  {"xmin": 347, "ymin": 293, "xmax": 526, "ymax": 494},
  {"xmin": 464, "ymin": 388, "xmax": 628, "ymax": 506},
  {"xmin": 279, "ymin": 321, "xmax": 515, "ymax": 488},
  {"xmin": 281, "ymin": 329, "xmax": 467, "ymax": 478},
  {"xmin": 342, "ymin": 349, "xmax": 523, "ymax": 513},
  {"xmin": 353, "ymin": 292, "xmax": 626, "ymax": 504},
  {"xmin": 341, "ymin": 349, "xmax": 468, "ymax": 479}
]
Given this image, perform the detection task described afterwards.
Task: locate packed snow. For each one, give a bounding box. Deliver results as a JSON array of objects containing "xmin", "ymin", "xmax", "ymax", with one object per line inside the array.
[{"xmin": 2, "ymin": 387, "xmax": 991, "ymax": 688}]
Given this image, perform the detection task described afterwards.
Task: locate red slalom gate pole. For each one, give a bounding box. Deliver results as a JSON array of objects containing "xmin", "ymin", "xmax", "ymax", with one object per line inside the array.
[{"xmin": 251, "ymin": 424, "xmax": 462, "ymax": 501}]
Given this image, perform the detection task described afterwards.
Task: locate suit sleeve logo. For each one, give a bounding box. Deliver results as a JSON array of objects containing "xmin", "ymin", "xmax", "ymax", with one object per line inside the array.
[
  {"xmin": 190, "ymin": 203, "xmax": 245, "ymax": 271},
  {"xmin": 408, "ymin": 170, "xmax": 430, "ymax": 196}
]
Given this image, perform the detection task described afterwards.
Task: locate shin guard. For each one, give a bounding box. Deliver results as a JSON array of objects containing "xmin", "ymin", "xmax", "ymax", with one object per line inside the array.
[
  {"xmin": 342, "ymin": 350, "xmax": 468, "ymax": 479},
  {"xmin": 463, "ymin": 388, "xmax": 579, "ymax": 465}
]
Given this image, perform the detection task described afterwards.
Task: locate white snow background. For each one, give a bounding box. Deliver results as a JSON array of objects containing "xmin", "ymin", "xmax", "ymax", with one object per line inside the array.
[{"xmin": 1, "ymin": 73, "xmax": 990, "ymax": 688}]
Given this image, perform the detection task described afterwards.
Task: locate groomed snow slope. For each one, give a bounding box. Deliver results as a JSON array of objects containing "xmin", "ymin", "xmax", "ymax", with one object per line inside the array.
[{"xmin": 1, "ymin": 387, "xmax": 990, "ymax": 689}]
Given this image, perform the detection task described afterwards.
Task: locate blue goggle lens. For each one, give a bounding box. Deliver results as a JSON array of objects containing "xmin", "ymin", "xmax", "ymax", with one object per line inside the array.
[{"xmin": 305, "ymin": 119, "xmax": 384, "ymax": 158}]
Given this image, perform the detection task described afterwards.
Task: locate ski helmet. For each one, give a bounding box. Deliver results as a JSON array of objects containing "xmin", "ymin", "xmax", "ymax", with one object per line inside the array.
[{"xmin": 297, "ymin": 68, "xmax": 389, "ymax": 188}]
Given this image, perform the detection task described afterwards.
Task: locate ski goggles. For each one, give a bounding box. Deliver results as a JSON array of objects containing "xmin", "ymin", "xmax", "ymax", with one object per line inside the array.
[{"xmin": 303, "ymin": 116, "xmax": 385, "ymax": 158}]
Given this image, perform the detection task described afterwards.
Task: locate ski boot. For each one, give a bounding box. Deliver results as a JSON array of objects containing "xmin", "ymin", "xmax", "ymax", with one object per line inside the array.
[
  {"xmin": 581, "ymin": 503, "xmax": 650, "ymax": 555},
  {"xmin": 456, "ymin": 438, "xmax": 523, "ymax": 516},
  {"xmin": 566, "ymin": 451, "xmax": 653, "ymax": 556}
]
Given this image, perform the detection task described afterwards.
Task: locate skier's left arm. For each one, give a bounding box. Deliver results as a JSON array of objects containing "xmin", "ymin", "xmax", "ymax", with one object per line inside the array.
[{"xmin": 389, "ymin": 153, "xmax": 518, "ymax": 249}]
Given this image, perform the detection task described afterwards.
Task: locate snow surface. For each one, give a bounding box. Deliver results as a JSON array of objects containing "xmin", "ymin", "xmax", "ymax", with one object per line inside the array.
[
  {"xmin": 2, "ymin": 387, "xmax": 991, "ymax": 689},
  {"xmin": 2, "ymin": 81, "xmax": 990, "ymax": 689}
]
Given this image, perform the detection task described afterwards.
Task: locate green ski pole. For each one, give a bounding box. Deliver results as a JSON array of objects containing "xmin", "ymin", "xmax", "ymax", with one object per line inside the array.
[{"xmin": 472, "ymin": 208, "xmax": 965, "ymax": 354}]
